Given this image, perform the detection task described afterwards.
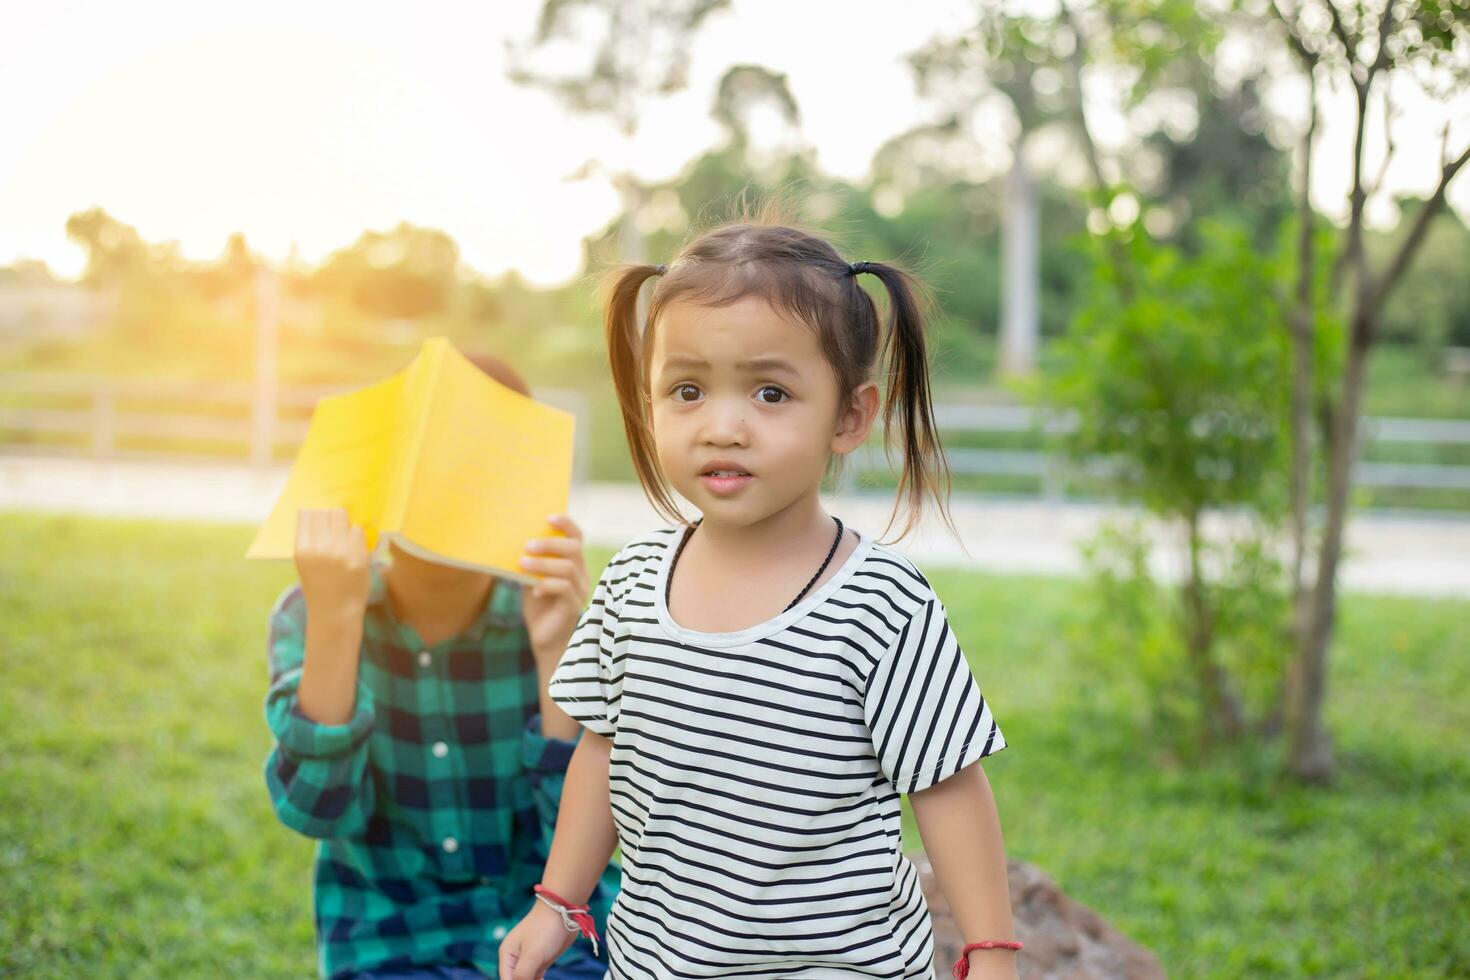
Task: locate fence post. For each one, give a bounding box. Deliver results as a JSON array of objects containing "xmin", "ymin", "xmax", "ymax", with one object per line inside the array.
[
  {"xmin": 94, "ymin": 382, "xmax": 115, "ymax": 459},
  {"xmin": 1038, "ymin": 410, "xmax": 1068, "ymax": 505},
  {"xmin": 571, "ymin": 390, "xmax": 591, "ymax": 489},
  {"xmin": 253, "ymin": 268, "xmax": 279, "ymax": 468},
  {"xmin": 1040, "ymin": 451, "xmax": 1058, "ymax": 503}
]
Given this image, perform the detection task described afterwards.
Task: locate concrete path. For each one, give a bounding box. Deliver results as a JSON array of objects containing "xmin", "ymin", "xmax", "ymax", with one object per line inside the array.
[{"xmin": 2, "ymin": 453, "xmax": 1467, "ymax": 598}]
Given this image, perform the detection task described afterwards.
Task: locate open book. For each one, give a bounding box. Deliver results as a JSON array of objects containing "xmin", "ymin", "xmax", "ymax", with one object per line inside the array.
[{"xmin": 246, "ymin": 337, "xmax": 575, "ymax": 584}]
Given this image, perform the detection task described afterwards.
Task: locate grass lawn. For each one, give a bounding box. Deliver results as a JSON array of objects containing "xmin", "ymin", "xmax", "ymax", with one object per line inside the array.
[{"xmin": 1, "ymin": 513, "xmax": 1465, "ymax": 978}]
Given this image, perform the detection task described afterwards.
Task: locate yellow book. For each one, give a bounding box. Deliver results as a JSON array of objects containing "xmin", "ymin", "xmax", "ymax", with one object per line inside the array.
[{"xmin": 246, "ymin": 337, "xmax": 575, "ymax": 584}]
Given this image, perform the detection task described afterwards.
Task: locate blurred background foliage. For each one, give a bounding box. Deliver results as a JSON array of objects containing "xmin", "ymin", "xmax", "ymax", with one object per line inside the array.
[
  {"xmin": 3, "ymin": 0, "xmax": 1467, "ymax": 777},
  {"xmin": 4, "ymin": 2, "xmax": 1470, "ymax": 973},
  {"xmin": 4, "ymin": 43, "xmax": 1468, "ymax": 398}
]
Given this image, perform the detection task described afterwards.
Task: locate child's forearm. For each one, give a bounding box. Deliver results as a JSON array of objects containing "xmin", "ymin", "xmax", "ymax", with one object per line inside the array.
[
  {"xmin": 297, "ymin": 604, "xmax": 366, "ymax": 726},
  {"xmin": 910, "ymin": 761, "xmax": 1019, "ymax": 980},
  {"xmin": 539, "ymin": 729, "xmax": 619, "ymax": 903}
]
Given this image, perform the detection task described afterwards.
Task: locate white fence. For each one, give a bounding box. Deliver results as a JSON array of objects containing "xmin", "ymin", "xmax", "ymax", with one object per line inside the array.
[
  {"xmin": 0, "ymin": 373, "xmax": 593, "ymax": 487},
  {"xmin": 843, "ymin": 404, "xmax": 1470, "ymax": 503},
  {"xmin": 2, "ymin": 373, "xmax": 1467, "ymax": 506}
]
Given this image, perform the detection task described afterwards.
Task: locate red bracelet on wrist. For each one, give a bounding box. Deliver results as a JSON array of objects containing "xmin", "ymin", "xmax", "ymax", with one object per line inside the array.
[
  {"xmin": 952, "ymin": 939, "xmax": 1024, "ymax": 979},
  {"xmin": 533, "ymin": 884, "xmax": 601, "ymax": 958}
]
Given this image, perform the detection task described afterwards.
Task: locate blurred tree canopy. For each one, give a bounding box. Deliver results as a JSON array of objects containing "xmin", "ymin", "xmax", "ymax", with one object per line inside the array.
[
  {"xmin": 27, "ymin": 133, "xmax": 1470, "ymax": 388},
  {"xmin": 9, "ymin": 3, "xmax": 1468, "ymax": 392},
  {"xmin": 1043, "ymin": 220, "xmax": 1293, "ymax": 745},
  {"xmin": 310, "ymin": 223, "xmax": 461, "ymax": 322}
]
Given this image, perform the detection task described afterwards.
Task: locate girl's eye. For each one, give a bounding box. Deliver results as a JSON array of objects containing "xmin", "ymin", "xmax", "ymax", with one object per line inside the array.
[
  {"xmin": 673, "ymin": 383, "xmax": 702, "ymax": 402},
  {"xmin": 757, "ymin": 385, "xmax": 788, "ymax": 404}
]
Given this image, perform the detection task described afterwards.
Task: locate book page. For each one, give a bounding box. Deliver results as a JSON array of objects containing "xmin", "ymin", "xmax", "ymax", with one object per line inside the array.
[
  {"xmin": 392, "ymin": 341, "xmax": 575, "ymax": 581},
  {"xmin": 245, "ymin": 370, "xmax": 406, "ymax": 559},
  {"xmin": 378, "ymin": 338, "xmax": 443, "ymax": 536}
]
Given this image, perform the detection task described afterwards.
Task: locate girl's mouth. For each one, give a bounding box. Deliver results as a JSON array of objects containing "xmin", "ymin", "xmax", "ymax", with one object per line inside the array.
[{"xmin": 699, "ymin": 468, "xmax": 753, "ymax": 496}]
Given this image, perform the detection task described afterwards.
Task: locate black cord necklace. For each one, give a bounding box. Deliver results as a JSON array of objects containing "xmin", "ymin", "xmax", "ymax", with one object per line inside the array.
[{"xmin": 666, "ymin": 515, "xmax": 846, "ymax": 615}]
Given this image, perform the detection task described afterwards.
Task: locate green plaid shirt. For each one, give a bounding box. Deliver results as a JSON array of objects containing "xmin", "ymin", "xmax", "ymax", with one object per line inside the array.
[{"xmin": 263, "ymin": 563, "xmax": 619, "ymax": 979}]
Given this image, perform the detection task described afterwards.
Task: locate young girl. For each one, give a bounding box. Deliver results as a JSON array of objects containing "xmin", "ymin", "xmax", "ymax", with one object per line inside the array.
[{"xmin": 497, "ymin": 210, "xmax": 1020, "ymax": 980}]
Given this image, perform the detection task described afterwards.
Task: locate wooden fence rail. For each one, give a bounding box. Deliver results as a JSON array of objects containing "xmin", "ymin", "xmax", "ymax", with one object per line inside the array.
[
  {"xmin": 0, "ymin": 373, "xmax": 591, "ymax": 486},
  {"xmin": 2, "ymin": 373, "xmax": 1467, "ymax": 506}
]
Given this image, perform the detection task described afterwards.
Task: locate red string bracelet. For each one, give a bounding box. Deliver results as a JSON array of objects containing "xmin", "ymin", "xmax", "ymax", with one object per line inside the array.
[
  {"xmin": 952, "ymin": 939, "xmax": 1024, "ymax": 979},
  {"xmin": 532, "ymin": 884, "xmax": 601, "ymax": 958}
]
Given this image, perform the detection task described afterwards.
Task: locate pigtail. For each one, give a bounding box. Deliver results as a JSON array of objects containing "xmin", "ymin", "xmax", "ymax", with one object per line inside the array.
[
  {"xmin": 602, "ymin": 264, "xmax": 686, "ymax": 526},
  {"xmin": 860, "ymin": 262, "xmax": 958, "ymax": 544}
]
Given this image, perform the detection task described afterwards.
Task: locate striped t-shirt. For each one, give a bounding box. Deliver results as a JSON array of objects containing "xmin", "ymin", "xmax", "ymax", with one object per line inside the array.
[{"xmin": 549, "ymin": 523, "xmax": 1008, "ymax": 980}]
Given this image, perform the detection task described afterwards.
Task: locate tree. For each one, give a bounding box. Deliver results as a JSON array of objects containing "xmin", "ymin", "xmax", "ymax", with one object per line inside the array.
[
  {"xmin": 312, "ymin": 223, "xmax": 461, "ymax": 322},
  {"xmin": 1372, "ymin": 202, "xmax": 1470, "ymax": 349},
  {"xmin": 1143, "ymin": 76, "xmax": 1294, "ymax": 249},
  {"xmin": 65, "ymin": 208, "xmax": 154, "ymax": 286},
  {"xmin": 579, "ymin": 61, "xmax": 813, "ymax": 274},
  {"xmin": 1045, "ymin": 222, "xmax": 1292, "ymax": 744},
  {"xmin": 506, "ymin": 0, "xmax": 732, "ymax": 264},
  {"xmin": 908, "ymin": 16, "xmax": 1051, "ymax": 378},
  {"xmin": 711, "ymin": 63, "xmax": 803, "ymax": 172},
  {"xmin": 64, "ymin": 207, "xmax": 188, "ymax": 341},
  {"xmin": 1267, "ymin": 0, "xmax": 1470, "ymax": 782},
  {"xmin": 908, "ymin": 0, "xmax": 1215, "ymax": 376}
]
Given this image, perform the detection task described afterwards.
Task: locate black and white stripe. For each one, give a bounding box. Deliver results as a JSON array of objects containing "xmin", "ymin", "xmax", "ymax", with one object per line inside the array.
[{"xmin": 550, "ymin": 525, "xmax": 1006, "ymax": 979}]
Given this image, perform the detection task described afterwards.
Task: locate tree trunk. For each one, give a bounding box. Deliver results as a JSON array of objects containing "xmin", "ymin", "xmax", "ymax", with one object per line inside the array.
[
  {"xmin": 618, "ymin": 173, "xmax": 651, "ymax": 327},
  {"xmin": 1268, "ymin": 0, "xmax": 1470, "ymax": 786},
  {"xmin": 1273, "ymin": 75, "xmax": 1320, "ymax": 743},
  {"xmin": 1059, "ymin": 1, "xmax": 1132, "ymax": 298},
  {"xmin": 1288, "ymin": 326, "xmax": 1371, "ymax": 783},
  {"xmin": 1182, "ymin": 511, "xmax": 1245, "ymax": 742},
  {"xmin": 617, "ymin": 173, "xmax": 645, "ymax": 266},
  {"xmin": 999, "ymin": 138, "xmax": 1040, "ymax": 379},
  {"xmin": 1293, "ymin": 333, "xmax": 1370, "ymax": 787}
]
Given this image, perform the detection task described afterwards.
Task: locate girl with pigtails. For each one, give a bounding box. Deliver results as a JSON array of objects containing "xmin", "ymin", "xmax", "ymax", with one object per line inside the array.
[{"xmin": 498, "ymin": 202, "xmax": 1021, "ymax": 980}]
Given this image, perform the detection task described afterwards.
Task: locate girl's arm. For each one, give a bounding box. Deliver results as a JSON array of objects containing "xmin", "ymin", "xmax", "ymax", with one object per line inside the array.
[
  {"xmin": 499, "ymin": 729, "xmax": 619, "ymax": 980},
  {"xmin": 910, "ymin": 760, "xmax": 1020, "ymax": 980},
  {"xmin": 540, "ymin": 728, "xmax": 619, "ymax": 897}
]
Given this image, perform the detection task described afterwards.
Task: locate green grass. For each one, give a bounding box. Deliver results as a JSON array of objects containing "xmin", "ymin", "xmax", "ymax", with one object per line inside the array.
[{"xmin": 1, "ymin": 513, "xmax": 1465, "ymax": 978}]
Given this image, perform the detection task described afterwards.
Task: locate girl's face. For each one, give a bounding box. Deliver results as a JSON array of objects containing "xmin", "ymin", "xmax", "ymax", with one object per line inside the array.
[{"xmin": 648, "ymin": 294, "xmax": 874, "ymax": 528}]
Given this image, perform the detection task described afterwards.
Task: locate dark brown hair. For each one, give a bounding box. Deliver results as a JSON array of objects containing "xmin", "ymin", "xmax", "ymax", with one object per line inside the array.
[
  {"xmin": 464, "ymin": 351, "xmax": 532, "ymax": 399},
  {"xmin": 601, "ymin": 199, "xmax": 956, "ymax": 544}
]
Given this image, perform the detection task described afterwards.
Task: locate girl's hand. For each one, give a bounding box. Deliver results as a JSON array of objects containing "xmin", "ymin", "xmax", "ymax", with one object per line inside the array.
[
  {"xmin": 497, "ymin": 901, "xmax": 579, "ymax": 980},
  {"xmin": 518, "ymin": 514, "xmax": 591, "ymax": 669},
  {"xmin": 293, "ymin": 508, "xmax": 371, "ymax": 619}
]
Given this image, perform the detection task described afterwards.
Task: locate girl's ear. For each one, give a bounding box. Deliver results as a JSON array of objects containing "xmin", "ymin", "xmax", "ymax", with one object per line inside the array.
[{"xmin": 832, "ymin": 381, "xmax": 880, "ymax": 455}]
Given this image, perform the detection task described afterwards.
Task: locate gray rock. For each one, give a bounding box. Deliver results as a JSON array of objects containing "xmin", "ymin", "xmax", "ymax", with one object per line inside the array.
[{"xmin": 913, "ymin": 854, "xmax": 1167, "ymax": 980}]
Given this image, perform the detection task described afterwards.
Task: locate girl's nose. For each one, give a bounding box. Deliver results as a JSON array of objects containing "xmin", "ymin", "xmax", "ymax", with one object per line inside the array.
[{"xmin": 700, "ymin": 397, "xmax": 749, "ymax": 446}]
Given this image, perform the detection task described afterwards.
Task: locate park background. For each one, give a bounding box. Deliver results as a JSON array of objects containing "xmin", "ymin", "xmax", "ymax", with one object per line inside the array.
[{"xmin": 1, "ymin": 1, "xmax": 1467, "ymax": 977}]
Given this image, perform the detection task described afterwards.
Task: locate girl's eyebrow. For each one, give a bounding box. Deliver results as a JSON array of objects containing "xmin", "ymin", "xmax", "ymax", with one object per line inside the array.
[{"xmin": 662, "ymin": 354, "xmax": 801, "ymax": 377}]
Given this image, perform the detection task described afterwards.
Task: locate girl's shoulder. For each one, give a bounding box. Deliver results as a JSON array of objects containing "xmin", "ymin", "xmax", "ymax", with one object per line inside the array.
[
  {"xmin": 600, "ymin": 525, "xmax": 681, "ymax": 575},
  {"xmin": 852, "ymin": 537, "xmax": 964, "ymax": 637},
  {"xmin": 850, "ymin": 537, "xmax": 945, "ymax": 615},
  {"xmin": 622, "ymin": 524, "xmax": 683, "ymax": 554}
]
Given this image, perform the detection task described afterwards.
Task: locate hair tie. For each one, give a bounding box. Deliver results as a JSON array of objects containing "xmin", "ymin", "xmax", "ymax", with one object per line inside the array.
[
  {"xmin": 848, "ymin": 261, "xmax": 871, "ymax": 276},
  {"xmin": 654, "ymin": 264, "xmax": 667, "ymax": 275}
]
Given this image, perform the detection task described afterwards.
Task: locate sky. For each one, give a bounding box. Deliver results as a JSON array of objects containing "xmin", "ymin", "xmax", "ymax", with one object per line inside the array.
[{"xmin": 1, "ymin": 0, "xmax": 1465, "ymax": 287}]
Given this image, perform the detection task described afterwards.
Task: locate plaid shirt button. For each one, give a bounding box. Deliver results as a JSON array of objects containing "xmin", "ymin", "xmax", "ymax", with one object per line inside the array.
[
  {"xmin": 418, "ymin": 650, "xmax": 432, "ymax": 667},
  {"xmin": 441, "ymin": 836, "xmax": 459, "ymax": 853},
  {"xmin": 432, "ymin": 741, "xmax": 449, "ymax": 758}
]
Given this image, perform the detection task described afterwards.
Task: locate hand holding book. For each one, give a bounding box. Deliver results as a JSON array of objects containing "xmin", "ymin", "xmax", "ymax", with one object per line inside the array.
[
  {"xmin": 518, "ymin": 513, "xmax": 593, "ymax": 666},
  {"xmin": 248, "ymin": 337, "xmax": 577, "ymax": 585}
]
